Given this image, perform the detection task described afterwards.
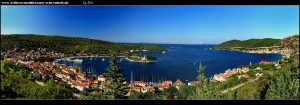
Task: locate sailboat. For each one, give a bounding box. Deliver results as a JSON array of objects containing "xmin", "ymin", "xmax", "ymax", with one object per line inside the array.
[{"xmin": 102, "ymin": 58, "xmax": 105, "ymax": 61}]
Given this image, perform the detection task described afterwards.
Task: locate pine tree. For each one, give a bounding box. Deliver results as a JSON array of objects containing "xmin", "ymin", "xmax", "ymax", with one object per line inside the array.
[
  {"xmin": 103, "ymin": 51, "xmax": 129, "ymax": 99},
  {"xmin": 197, "ymin": 62, "xmax": 206, "ymax": 85},
  {"xmin": 188, "ymin": 62, "xmax": 222, "ymax": 100}
]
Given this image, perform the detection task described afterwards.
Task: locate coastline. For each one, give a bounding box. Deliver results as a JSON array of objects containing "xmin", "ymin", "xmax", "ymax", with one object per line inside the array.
[
  {"xmin": 231, "ymin": 50, "xmax": 285, "ymax": 55},
  {"xmin": 54, "ymin": 55, "xmax": 157, "ymax": 63},
  {"xmin": 211, "ymin": 48, "xmax": 285, "ymax": 55}
]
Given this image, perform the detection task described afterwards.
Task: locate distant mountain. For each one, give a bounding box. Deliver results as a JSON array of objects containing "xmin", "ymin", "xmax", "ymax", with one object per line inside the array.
[
  {"xmin": 1, "ymin": 34, "xmax": 166, "ymax": 55},
  {"xmin": 214, "ymin": 38, "xmax": 281, "ymax": 49}
]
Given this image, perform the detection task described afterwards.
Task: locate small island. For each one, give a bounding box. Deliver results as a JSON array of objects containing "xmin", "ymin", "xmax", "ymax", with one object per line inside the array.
[
  {"xmin": 125, "ymin": 55, "xmax": 157, "ymax": 62},
  {"xmin": 170, "ymin": 46, "xmax": 181, "ymax": 48}
]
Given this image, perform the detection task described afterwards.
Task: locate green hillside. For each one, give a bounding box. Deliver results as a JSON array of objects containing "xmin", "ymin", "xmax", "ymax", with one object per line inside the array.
[
  {"xmin": 1, "ymin": 34, "xmax": 166, "ymax": 55},
  {"xmin": 215, "ymin": 38, "xmax": 281, "ymax": 49}
]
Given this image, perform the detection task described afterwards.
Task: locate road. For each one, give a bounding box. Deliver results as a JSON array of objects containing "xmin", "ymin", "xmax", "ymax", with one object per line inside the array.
[{"xmin": 221, "ymin": 76, "xmax": 260, "ymax": 94}]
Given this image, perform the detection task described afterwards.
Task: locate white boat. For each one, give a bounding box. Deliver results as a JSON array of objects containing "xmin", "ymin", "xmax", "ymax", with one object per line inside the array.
[
  {"xmin": 72, "ymin": 59, "xmax": 83, "ymax": 62},
  {"xmin": 102, "ymin": 58, "xmax": 105, "ymax": 61},
  {"xmin": 162, "ymin": 51, "xmax": 165, "ymax": 53}
]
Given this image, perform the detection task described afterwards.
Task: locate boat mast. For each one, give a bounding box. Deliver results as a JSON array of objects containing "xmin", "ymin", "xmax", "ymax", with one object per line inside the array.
[
  {"xmin": 152, "ymin": 73, "xmax": 153, "ymax": 83},
  {"xmin": 130, "ymin": 71, "xmax": 133, "ymax": 83}
]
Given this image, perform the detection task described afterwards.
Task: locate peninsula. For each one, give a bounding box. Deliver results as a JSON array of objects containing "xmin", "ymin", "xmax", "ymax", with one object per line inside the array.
[
  {"xmin": 208, "ymin": 35, "xmax": 299, "ymax": 58},
  {"xmin": 1, "ymin": 34, "xmax": 167, "ymax": 56}
]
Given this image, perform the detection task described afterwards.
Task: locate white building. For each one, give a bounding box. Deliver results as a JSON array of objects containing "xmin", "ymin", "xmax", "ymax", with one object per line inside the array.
[
  {"xmin": 134, "ymin": 81, "xmax": 145, "ymax": 87},
  {"xmin": 98, "ymin": 74, "xmax": 105, "ymax": 82}
]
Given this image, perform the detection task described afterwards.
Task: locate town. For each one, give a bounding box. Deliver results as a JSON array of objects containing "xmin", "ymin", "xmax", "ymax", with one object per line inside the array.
[
  {"xmin": 1, "ymin": 47, "xmax": 283, "ymax": 97},
  {"xmin": 213, "ymin": 60, "xmax": 281, "ymax": 82},
  {"xmin": 1, "ymin": 47, "xmax": 187, "ymax": 96}
]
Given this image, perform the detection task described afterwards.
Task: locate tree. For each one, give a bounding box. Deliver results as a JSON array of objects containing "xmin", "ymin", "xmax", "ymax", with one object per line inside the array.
[
  {"xmin": 161, "ymin": 86, "xmax": 178, "ymax": 99},
  {"xmin": 128, "ymin": 92, "xmax": 144, "ymax": 100},
  {"xmin": 176, "ymin": 84, "xmax": 196, "ymax": 99},
  {"xmin": 103, "ymin": 51, "xmax": 129, "ymax": 99},
  {"xmin": 1, "ymin": 60, "xmax": 10, "ymax": 74},
  {"xmin": 188, "ymin": 63, "xmax": 222, "ymax": 100},
  {"xmin": 144, "ymin": 92, "xmax": 158, "ymax": 100},
  {"xmin": 197, "ymin": 62, "xmax": 206, "ymax": 85},
  {"xmin": 26, "ymin": 73, "xmax": 35, "ymax": 81},
  {"xmin": 265, "ymin": 66, "xmax": 295, "ymax": 99},
  {"xmin": 223, "ymin": 89, "xmax": 236, "ymax": 100}
]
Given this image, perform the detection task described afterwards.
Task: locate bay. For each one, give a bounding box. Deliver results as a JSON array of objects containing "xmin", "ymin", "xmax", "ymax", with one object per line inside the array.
[{"xmin": 55, "ymin": 44, "xmax": 282, "ymax": 83}]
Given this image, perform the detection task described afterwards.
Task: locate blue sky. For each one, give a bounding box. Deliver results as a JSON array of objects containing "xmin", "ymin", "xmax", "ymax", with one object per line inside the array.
[{"xmin": 1, "ymin": 6, "xmax": 299, "ymax": 44}]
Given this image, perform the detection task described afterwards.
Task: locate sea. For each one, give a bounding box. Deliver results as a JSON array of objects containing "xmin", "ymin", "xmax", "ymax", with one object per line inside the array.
[{"xmin": 55, "ymin": 44, "xmax": 282, "ymax": 83}]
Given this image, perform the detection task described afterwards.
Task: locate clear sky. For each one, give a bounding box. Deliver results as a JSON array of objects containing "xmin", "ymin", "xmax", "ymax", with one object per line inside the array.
[{"xmin": 1, "ymin": 6, "xmax": 299, "ymax": 44}]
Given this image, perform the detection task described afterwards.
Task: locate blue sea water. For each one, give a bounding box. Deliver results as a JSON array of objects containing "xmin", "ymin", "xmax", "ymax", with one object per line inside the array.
[{"xmin": 56, "ymin": 44, "xmax": 282, "ymax": 83}]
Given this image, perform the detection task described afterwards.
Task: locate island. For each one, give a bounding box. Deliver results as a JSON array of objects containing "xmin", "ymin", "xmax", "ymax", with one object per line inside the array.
[
  {"xmin": 125, "ymin": 55, "xmax": 157, "ymax": 62},
  {"xmin": 170, "ymin": 45, "xmax": 181, "ymax": 48}
]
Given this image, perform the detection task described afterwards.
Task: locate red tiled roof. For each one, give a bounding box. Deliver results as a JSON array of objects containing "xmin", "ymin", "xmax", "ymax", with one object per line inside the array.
[
  {"xmin": 242, "ymin": 74, "xmax": 249, "ymax": 77},
  {"xmin": 259, "ymin": 61, "xmax": 271, "ymax": 65},
  {"xmin": 175, "ymin": 79, "xmax": 182, "ymax": 84},
  {"xmin": 77, "ymin": 83, "xmax": 85, "ymax": 87},
  {"xmin": 134, "ymin": 81, "xmax": 145, "ymax": 84},
  {"xmin": 98, "ymin": 74, "xmax": 105, "ymax": 78},
  {"xmin": 93, "ymin": 80, "xmax": 99, "ymax": 83},
  {"xmin": 78, "ymin": 73, "xmax": 84, "ymax": 77},
  {"xmin": 162, "ymin": 81, "xmax": 169, "ymax": 87},
  {"xmin": 74, "ymin": 67, "xmax": 80, "ymax": 71},
  {"xmin": 242, "ymin": 67, "xmax": 249, "ymax": 70}
]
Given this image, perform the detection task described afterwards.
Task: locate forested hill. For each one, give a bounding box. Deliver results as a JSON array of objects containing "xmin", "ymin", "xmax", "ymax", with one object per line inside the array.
[
  {"xmin": 1, "ymin": 34, "xmax": 166, "ymax": 55},
  {"xmin": 215, "ymin": 38, "xmax": 281, "ymax": 49}
]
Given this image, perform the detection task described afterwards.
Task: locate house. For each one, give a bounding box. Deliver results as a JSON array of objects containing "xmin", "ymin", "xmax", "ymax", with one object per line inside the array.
[
  {"xmin": 141, "ymin": 55, "xmax": 147, "ymax": 61},
  {"xmin": 145, "ymin": 85, "xmax": 155, "ymax": 92},
  {"xmin": 134, "ymin": 81, "xmax": 145, "ymax": 87},
  {"xmin": 157, "ymin": 86, "xmax": 165, "ymax": 91},
  {"xmin": 259, "ymin": 61, "xmax": 271, "ymax": 65},
  {"xmin": 78, "ymin": 73, "xmax": 85, "ymax": 80},
  {"xmin": 74, "ymin": 67, "xmax": 80, "ymax": 73},
  {"xmin": 188, "ymin": 81, "xmax": 199, "ymax": 86},
  {"xmin": 93, "ymin": 80, "xmax": 99, "ymax": 84},
  {"xmin": 255, "ymin": 73, "xmax": 263, "ymax": 77},
  {"xmin": 162, "ymin": 80, "xmax": 172, "ymax": 87},
  {"xmin": 238, "ymin": 74, "xmax": 249, "ymax": 79},
  {"xmin": 132, "ymin": 86, "xmax": 143, "ymax": 92},
  {"xmin": 126, "ymin": 90, "xmax": 136, "ymax": 96},
  {"xmin": 255, "ymin": 67, "xmax": 262, "ymax": 70},
  {"xmin": 130, "ymin": 83, "xmax": 135, "ymax": 87},
  {"xmin": 98, "ymin": 74, "xmax": 105, "ymax": 82},
  {"xmin": 174, "ymin": 79, "xmax": 183, "ymax": 89},
  {"xmin": 241, "ymin": 67, "xmax": 249, "ymax": 73},
  {"xmin": 75, "ymin": 83, "xmax": 86, "ymax": 91},
  {"xmin": 242, "ymin": 74, "xmax": 249, "ymax": 78}
]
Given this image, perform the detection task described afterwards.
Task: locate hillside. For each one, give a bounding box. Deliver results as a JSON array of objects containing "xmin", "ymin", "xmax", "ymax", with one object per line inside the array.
[
  {"xmin": 215, "ymin": 38, "xmax": 281, "ymax": 49},
  {"xmin": 280, "ymin": 35, "xmax": 299, "ymax": 55},
  {"xmin": 0, "ymin": 34, "xmax": 166, "ymax": 55}
]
